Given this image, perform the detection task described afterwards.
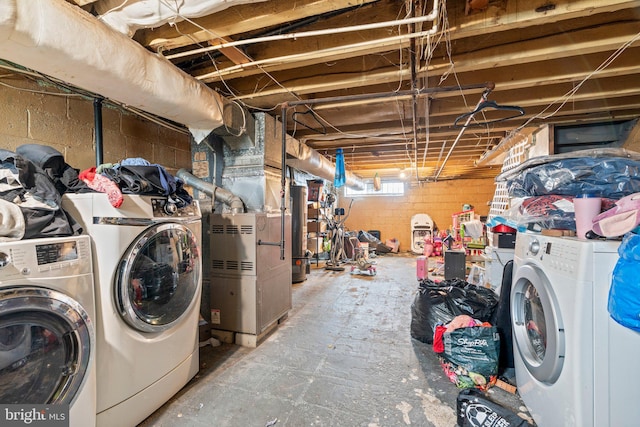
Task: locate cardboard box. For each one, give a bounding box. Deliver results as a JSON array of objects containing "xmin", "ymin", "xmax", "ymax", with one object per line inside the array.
[
  {"xmin": 308, "ymin": 207, "xmax": 319, "ymax": 218},
  {"xmin": 308, "ymin": 220, "xmax": 326, "ymax": 233}
]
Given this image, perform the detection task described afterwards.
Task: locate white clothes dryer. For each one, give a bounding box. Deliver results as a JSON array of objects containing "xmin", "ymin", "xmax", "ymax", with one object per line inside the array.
[
  {"xmin": 62, "ymin": 193, "xmax": 202, "ymax": 427},
  {"xmin": 0, "ymin": 235, "xmax": 96, "ymax": 427},
  {"xmin": 511, "ymin": 233, "xmax": 640, "ymax": 427}
]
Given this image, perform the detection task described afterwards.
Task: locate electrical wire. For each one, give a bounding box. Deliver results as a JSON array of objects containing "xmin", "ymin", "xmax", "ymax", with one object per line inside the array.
[
  {"xmin": 155, "ymin": 0, "xmax": 446, "ymax": 157},
  {"xmin": 157, "ymin": 0, "xmax": 302, "ymax": 112},
  {"xmin": 0, "ymin": 79, "xmax": 84, "ymax": 98},
  {"xmin": 96, "ymin": 0, "xmax": 131, "ymax": 19},
  {"xmin": 516, "ymin": 29, "xmax": 640, "ymax": 131}
]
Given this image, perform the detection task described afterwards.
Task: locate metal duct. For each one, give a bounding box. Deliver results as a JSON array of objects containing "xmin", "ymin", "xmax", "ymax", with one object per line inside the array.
[
  {"xmin": 177, "ymin": 168, "xmax": 245, "ymax": 214},
  {"xmin": 256, "ymin": 111, "xmax": 365, "ymax": 191},
  {"xmin": 219, "ymin": 112, "xmax": 366, "ymax": 192},
  {"xmin": 0, "ymin": 0, "xmax": 225, "ymax": 142},
  {"xmin": 286, "ymin": 145, "xmax": 366, "ymax": 191}
]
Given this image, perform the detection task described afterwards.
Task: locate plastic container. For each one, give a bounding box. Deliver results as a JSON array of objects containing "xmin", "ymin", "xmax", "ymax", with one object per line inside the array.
[
  {"xmin": 416, "ymin": 256, "xmax": 428, "ymax": 280},
  {"xmin": 573, "ymin": 194, "xmax": 602, "ymax": 239}
]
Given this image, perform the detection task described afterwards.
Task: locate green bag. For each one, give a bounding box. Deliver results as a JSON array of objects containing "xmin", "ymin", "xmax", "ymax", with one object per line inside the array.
[{"xmin": 440, "ymin": 326, "xmax": 500, "ymax": 389}]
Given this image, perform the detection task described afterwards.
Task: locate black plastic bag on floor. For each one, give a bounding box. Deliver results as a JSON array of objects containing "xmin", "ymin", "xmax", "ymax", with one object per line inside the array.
[
  {"xmin": 457, "ymin": 388, "xmax": 533, "ymax": 427},
  {"xmin": 411, "ymin": 280, "xmax": 454, "ymax": 344},
  {"xmin": 357, "ymin": 230, "xmax": 393, "ymax": 254},
  {"xmin": 410, "ymin": 279, "xmax": 499, "ymax": 344}
]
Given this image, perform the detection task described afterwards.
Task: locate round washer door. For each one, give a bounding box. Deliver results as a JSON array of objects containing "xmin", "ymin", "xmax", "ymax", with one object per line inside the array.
[
  {"xmin": 0, "ymin": 287, "xmax": 93, "ymax": 404},
  {"xmin": 117, "ymin": 222, "xmax": 201, "ymax": 333},
  {"xmin": 511, "ymin": 264, "xmax": 565, "ymax": 384}
]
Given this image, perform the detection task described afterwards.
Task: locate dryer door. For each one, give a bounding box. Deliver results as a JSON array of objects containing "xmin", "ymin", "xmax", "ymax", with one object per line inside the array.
[
  {"xmin": 511, "ymin": 264, "xmax": 565, "ymax": 384},
  {"xmin": 117, "ymin": 222, "xmax": 201, "ymax": 333},
  {"xmin": 0, "ymin": 287, "xmax": 93, "ymax": 404}
]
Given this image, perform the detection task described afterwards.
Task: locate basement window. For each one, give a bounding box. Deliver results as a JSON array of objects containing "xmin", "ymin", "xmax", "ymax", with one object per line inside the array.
[{"xmin": 344, "ymin": 181, "xmax": 405, "ymax": 197}]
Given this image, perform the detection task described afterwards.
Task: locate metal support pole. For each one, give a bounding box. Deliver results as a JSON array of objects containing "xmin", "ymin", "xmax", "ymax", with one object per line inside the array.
[
  {"xmin": 279, "ymin": 103, "xmax": 287, "ymax": 261},
  {"xmin": 93, "ymin": 97, "xmax": 104, "ymax": 166}
]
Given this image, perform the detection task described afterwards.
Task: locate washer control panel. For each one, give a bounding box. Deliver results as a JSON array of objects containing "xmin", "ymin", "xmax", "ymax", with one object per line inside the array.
[{"xmin": 0, "ymin": 236, "xmax": 92, "ymax": 279}]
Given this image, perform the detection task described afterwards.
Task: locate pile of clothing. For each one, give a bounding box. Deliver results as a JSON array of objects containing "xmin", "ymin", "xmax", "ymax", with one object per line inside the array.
[
  {"xmin": 0, "ymin": 144, "xmax": 191, "ymax": 241},
  {"xmin": 492, "ymin": 148, "xmax": 640, "ymax": 236}
]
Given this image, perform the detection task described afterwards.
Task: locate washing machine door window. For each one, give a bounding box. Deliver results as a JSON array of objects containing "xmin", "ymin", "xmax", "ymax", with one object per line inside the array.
[
  {"xmin": 511, "ymin": 264, "xmax": 565, "ymax": 384},
  {"xmin": 0, "ymin": 287, "xmax": 92, "ymax": 404},
  {"xmin": 117, "ymin": 222, "xmax": 201, "ymax": 333}
]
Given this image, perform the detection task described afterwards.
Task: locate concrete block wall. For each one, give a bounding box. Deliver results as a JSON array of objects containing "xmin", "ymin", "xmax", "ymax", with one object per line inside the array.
[
  {"xmin": 0, "ymin": 77, "xmax": 191, "ymax": 172},
  {"xmin": 342, "ymin": 178, "xmax": 497, "ymax": 252}
]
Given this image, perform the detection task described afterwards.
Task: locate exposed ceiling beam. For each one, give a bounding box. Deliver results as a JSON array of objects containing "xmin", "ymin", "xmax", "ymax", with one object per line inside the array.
[{"xmin": 137, "ymin": 0, "xmax": 381, "ymax": 51}]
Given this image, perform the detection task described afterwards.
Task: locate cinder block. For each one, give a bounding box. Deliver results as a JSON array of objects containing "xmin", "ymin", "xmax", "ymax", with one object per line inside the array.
[
  {"xmin": 67, "ymin": 97, "xmax": 94, "ymax": 124},
  {"xmin": 176, "ymin": 148, "xmax": 193, "ymax": 169},
  {"xmin": 102, "ymin": 128, "xmax": 127, "ymax": 164},
  {"xmin": 125, "ymin": 136, "xmax": 154, "ymax": 160},
  {"xmin": 65, "ymin": 147, "xmax": 96, "ymax": 170},
  {"xmin": 0, "ymin": 104, "xmax": 28, "ymax": 137},
  {"xmin": 154, "ymin": 144, "xmax": 177, "ymax": 168},
  {"xmin": 121, "ymin": 113, "xmax": 159, "ymax": 140},
  {"xmin": 159, "ymin": 125, "xmax": 189, "ymax": 149}
]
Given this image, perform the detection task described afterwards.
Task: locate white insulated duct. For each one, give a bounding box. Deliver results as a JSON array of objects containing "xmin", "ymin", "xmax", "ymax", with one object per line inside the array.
[
  {"xmin": 95, "ymin": 0, "xmax": 266, "ymax": 38},
  {"xmin": 0, "ymin": 0, "xmax": 225, "ymax": 142}
]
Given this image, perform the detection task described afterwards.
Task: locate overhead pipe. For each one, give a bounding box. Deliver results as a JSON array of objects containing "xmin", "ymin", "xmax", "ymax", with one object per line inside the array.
[
  {"xmin": 199, "ymin": 28, "xmax": 440, "ymax": 81},
  {"xmin": 409, "ymin": 2, "xmax": 419, "ymax": 182},
  {"xmin": 176, "ymin": 168, "xmax": 245, "ymax": 214},
  {"xmin": 167, "ymin": 8, "xmax": 441, "ymax": 61},
  {"xmin": 197, "ymin": 0, "xmax": 441, "ymax": 81},
  {"xmin": 433, "ymin": 83, "xmax": 495, "ymax": 180}
]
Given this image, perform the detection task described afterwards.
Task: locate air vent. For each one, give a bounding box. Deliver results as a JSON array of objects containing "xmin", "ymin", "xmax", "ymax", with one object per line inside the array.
[
  {"xmin": 227, "ymin": 260, "xmax": 239, "ymax": 270},
  {"xmin": 211, "ymin": 225, "xmax": 224, "ymax": 234},
  {"xmin": 211, "ymin": 260, "xmax": 224, "ymax": 269},
  {"xmin": 240, "ymin": 225, "xmax": 254, "ymax": 234},
  {"xmin": 241, "ymin": 261, "xmax": 254, "ymax": 271},
  {"xmin": 227, "ymin": 225, "xmax": 240, "ymax": 235}
]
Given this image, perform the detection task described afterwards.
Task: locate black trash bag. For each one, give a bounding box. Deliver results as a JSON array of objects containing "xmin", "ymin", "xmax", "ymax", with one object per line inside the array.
[
  {"xmin": 457, "ymin": 388, "xmax": 533, "ymax": 427},
  {"xmin": 410, "ymin": 279, "xmax": 499, "ymax": 344},
  {"xmin": 442, "ymin": 278, "xmax": 499, "ymax": 321},
  {"xmin": 357, "ymin": 230, "xmax": 393, "ymax": 254},
  {"xmin": 410, "ymin": 280, "xmax": 456, "ymax": 344},
  {"xmin": 490, "ymin": 261, "xmax": 515, "ymax": 375}
]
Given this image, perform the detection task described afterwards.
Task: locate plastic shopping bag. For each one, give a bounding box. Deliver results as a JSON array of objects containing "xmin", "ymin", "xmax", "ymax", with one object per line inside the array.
[{"xmin": 439, "ymin": 324, "xmax": 500, "ymax": 390}]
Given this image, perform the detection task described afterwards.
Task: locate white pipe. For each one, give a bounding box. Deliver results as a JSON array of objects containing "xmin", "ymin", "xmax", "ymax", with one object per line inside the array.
[
  {"xmin": 198, "ymin": 27, "xmax": 440, "ymax": 81},
  {"xmin": 0, "ymin": 0, "xmax": 225, "ymax": 143},
  {"xmin": 196, "ymin": 0, "xmax": 441, "ymax": 81},
  {"xmin": 166, "ymin": 10, "xmax": 440, "ymax": 61}
]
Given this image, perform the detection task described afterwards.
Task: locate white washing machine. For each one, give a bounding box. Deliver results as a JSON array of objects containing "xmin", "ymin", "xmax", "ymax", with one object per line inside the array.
[
  {"xmin": 511, "ymin": 233, "xmax": 640, "ymax": 427},
  {"xmin": 62, "ymin": 193, "xmax": 202, "ymax": 427},
  {"xmin": 0, "ymin": 235, "xmax": 96, "ymax": 427}
]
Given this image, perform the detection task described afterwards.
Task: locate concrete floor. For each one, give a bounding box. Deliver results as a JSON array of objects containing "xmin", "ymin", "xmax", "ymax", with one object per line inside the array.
[{"xmin": 139, "ymin": 253, "xmax": 533, "ymax": 427}]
